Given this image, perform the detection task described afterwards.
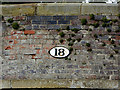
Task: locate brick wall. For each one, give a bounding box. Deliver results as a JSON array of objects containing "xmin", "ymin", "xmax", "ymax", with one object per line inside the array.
[
  {"xmin": 1, "ymin": 3, "xmax": 120, "ymax": 89},
  {"xmin": 2, "ymin": 14, "xmax": 120, "ymax": 81}
]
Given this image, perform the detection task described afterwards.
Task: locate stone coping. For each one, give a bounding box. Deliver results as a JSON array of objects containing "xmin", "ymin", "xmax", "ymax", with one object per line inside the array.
[
  {"xmin": 1, "ymin": 3, "xmax": 119, "ymax": 16},
  {"xmin": 1, "ymin": 79, "xmax": 119, "ymax": 88}
]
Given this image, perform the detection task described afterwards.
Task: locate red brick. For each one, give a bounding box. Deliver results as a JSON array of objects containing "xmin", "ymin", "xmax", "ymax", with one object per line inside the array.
[
  {"xmin": 44, "ymin": 56, "xmax": 49, "ymax": 59},
  {"xmin": 43, "ymin": 45, "xmax": 55, "ymax": 50},
  {"xmin": 4, "ymin": 36, "xmax": 10, "ymax": 40},
  {"xmin": 80, "ymin": 66, "xmax": 89, "ymax": 68},
  {"xmin": 20, "ymin": 46, "xmax": 26, "ymax": 49},
  {"xmin": 9, "ymin": 55, "xmax": 17, "ymax": 60},
  {"xmin": 13, "ymin": 16, "xmax": 25, "ymax": 20},
  {"xmin": 36, "ymin": 35, "xmax": 43, "ymax": 38},
  {"xmin": 32, "ymin": 35, "xmax": 42, "ymax": 39},
  {"xmin": 36, "ymin": 49, "xmax": 40, "ymax": 54},
  {"xmin": 42, "ymin": 49, "xmax": 48, "ymax": 54},
  {"xmin": 5, "ymin": 46, "xmax": 12, "ymax": 50},
  {"xmin": 103, "ymin": 40, "xmax": 111, "ymax": 44},
  {"xmin": 32, "ymin": 54, "xmax": 36, "ymax": 59},
  {"xmin": 115, "ymin": 36, "xmax": 120, "ymax": 40},
  {"xmin": 11, "ymin": 36, "xmax": 17, "ymax": 40},
  {"xmin": 14, "ymin": 40, "xmax": 18, "ymax": 44},
  {"xmin": 11, "ymin": 31, "xmax": 16, "ymax": 35},
  {"xmin": 24, "ymin": 30, "xmax": 35, "ymax": 35},
  {"xmin": 88, "ymin": 75, "xmax": 96, "ymax": 79}
]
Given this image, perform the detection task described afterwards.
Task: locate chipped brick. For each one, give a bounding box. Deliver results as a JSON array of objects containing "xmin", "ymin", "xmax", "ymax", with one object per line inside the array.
[
  {"xmin": 5, "ymin": 46, "xmax": 12, "ymax": 50},
  {"xmin": 24, "ymin": 30, "xmax": 35, "ymax": 35}
]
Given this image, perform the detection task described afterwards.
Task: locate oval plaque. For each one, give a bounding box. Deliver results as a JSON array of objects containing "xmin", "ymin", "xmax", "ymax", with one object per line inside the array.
[{"xmin": 49, "ymin": 46, "xmax": 70, "ymax": 58}]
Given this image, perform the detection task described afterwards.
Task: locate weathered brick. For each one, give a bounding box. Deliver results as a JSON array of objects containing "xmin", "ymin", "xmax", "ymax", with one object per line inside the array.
[
  {"xmin": 25, "ymin": 25, "xmax": 32, "ymax": 30},
  {"xmin": 5, "ymin": 46, "xmax": 12, "ymax": 50},
  {"xmin": 46, "ymin": 21, "xmax": 57, "ymax": 24},
  {"xmin": 66, "ymin": 16, "xmax": 78, "ymax": 20},
  {"xmin": 58, "ymin": 20, "xmax": 70, "ymax": 24},
  {"xmin": 53, "ymin": 16, "xmax": 65, "ymax": 20},
  {"xmin": 33, "ymin": 25, "xmax": 40, "ymax": 30},
  {"xmin": 24, "ymin": 30, "xmax": 35, "ymax": 35}
]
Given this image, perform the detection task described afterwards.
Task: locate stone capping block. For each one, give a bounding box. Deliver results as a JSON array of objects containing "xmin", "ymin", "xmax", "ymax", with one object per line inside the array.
[
  {"xmin": 2, "ymin": 3, "xmax": 119, "ymax": 16},
  {"xmin": 37, "ymin": 3, "xmax": 81, "ymax": 16},
  {"xmin": 1, "ymin": 79, "xmax": 119, "ymax": 89},
  {"xmin": 2, "ymin": 3, "xmax": 37, "ymax": 16},
  {"xmin": 81, "ymin": 3, "xmax": 118, "ymax": 15}
]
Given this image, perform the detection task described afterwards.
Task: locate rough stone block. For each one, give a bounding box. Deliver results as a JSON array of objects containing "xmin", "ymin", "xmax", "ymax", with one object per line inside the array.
[
  {"xmin": 53, "ymin": 16, "xmax": 65, "ymax": 20},
  {"xmin": 58, "ymin": 20, "xmax": 70, "ymax": 24},
  {"xmin": 81, "ymin": 3, "xmax": 118, "ymax": 15},
  {"xmin": 46, "ymin": 21, "xmax": 57, "ymax": 24},
  {"xmin": 2, "ymin": 4, "xmax": 36, "ymax": 16},
  {"xmin": 37, "ymin": 3, "xmax": 81, "ymax": 16}
]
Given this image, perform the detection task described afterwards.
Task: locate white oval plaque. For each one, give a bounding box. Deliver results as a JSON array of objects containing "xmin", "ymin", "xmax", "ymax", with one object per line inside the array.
[{"xmin": 49, "ymin": 46, "xmax": 70, "ymax": 58}]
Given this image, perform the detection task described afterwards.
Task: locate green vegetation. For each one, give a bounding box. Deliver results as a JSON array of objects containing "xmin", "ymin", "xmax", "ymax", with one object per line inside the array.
[
  {"xmin": 82, "ymin": 62, "xmax": 86, "ymax": 65},
  {"xmin": 12, "ymin": 22, "xmax": 19, "ymax": 29},
  {"xmin": 71, "ymin": 28, "xmax": 79, "ymax": 33},
  {"xmin": 66, "ymin": 26, "xmax": 70, "ymax": 30},
  {"xmin": 107, "ymin": 29, "xmax": 112, "ymax": 32},
  {"xmin": 108, "ymin": 38, "xmax": 111, "ymax": 41},
  {"xmin": 67, "ymin": 38, "xmax": 72, "ymax": 42},
  {"xmin": 72, "ymin": 39, "xmax": 75, "ymax": 42},
  {"xmin": 113, "ymin": 44, "xmax": 116, "ymax": 47},
  {"xmin": 71, "ymin": 33, "xmax": 75, "ymax": 37},
  {"xmin": 77, "ymin": 38, "xmax": 81, "ymax": 42},
  {"xmin": 99, "ymin": 34, "xmax": 103, "ymax": 37},
  {"xmin": 89, "ymin": 14, "xmax": 95, "ymax": 20},
  {"xmin": 118, "ymin": 13, "xmax": 120, "ymax": 18},
  {"xmin": 65, "ymin": 57, "xmax": 68, "ymax": 60},
  {"xmin": 59, "ymin": 32, "xmax": 65, "ymax": 37},
  {"xmin": 56, "ymin": 28, "xmax": 61, "ymax": 32},
  {"xmin": 89, "ymin": 28, "xmax": 92, "ymax": 31},
  {"xmin": 114, "ymin": 50, "xmax": 118, "ymax": 54},
  {"xmin": 7, "ymin": 18, "xmax": 13, "ymax": 23},
  {"xmin": 74, "ymin": 52, "xmax": 77, "ymax": 55},
  {"xmin": 93, "ymin": 23, "xmax": 99, "ymax": 28},
  {"xmin": 115, "ymin": 29, "xmax": 120, "ymax": 33},
  {"xmin": 109, "ymin": 21, "xmax": 112, "ymax": 25},
  {"xmin": 69, "ymin": 47, "xmax": 73, "ymax": 52},
  {"xmin": 81, "ymin": 19, "xmax": 87, "ymax": 25},
  {"xmin": 112, "ymin": 19, "xmax": 118, "ymax": 23},
  {"xmin": 94, "ymin": 34, "xmax": 98, "ymax": 38},
  {"xmin": 86, "ymin": 43, "xmax": 91, "ymax": 47},
  {"xmin": 87, "ymin": 48, "xmax": 92, "ymax": 52},
  {"xmin": 102, "ymin": 23, "xmax": 107, "ymax": 27},
  {"xmin": 111, "ymin": 40, "xmax": 115, "ymax": 44},
  {"xmin": 102, "ymin": 17, "xmax": 109, "ymax": 22},
  {"xmin": 59, "ymin": 39, "xmax": 64, "ymax": 43},
  {"xmin": 106, "ymin": 23, "xmax": 110, "ymax": 27},
  {"xmin": 110, "ymin": 54, "xmax": 114, "ymax": 58},
  {"xmin": 102, "ymin": 42, "xmax": 106, "ymax": 46},
  {"xmin": 68, "ymin": 42, "xmax": 74, "ymax": 46}
]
